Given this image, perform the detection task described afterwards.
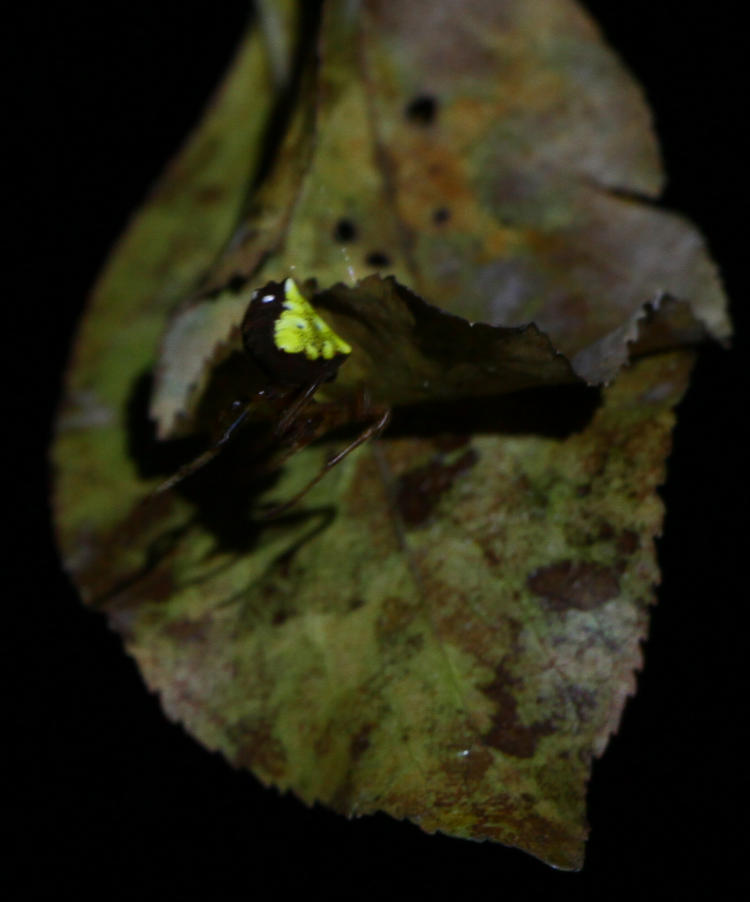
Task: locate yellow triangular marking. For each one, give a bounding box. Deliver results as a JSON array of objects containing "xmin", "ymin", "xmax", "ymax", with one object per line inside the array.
[{"xmin": 274, "ymin": 278, "xmax": 352, "ymax": 360}]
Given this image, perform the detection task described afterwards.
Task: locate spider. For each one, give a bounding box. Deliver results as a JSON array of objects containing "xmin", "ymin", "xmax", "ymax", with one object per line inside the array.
[{"xmin": 155, "ymin": 278, "xmax": 391, "ymax": 514}]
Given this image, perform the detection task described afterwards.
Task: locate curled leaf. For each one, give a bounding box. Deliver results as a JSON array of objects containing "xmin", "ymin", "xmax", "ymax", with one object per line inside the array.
[{"xmin": 150, "ymin": 0, "xmax": 727, "ymax": 436}]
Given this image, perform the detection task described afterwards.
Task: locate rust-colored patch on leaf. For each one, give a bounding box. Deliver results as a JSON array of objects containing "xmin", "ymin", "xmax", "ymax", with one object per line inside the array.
[
  {"xmin": 396, "ymin": 447, "xmax": 479, "ymax": 526},
  {"xmin": 480, "ymin": 664, "xmax": 556, "ymax": 758},
  {"xmin": 438, "ymin": 742, "xmax": 495, "ymax": 788},
  {"xmin": 527, "ymin": 561, "xmax": 621, "ymax": 612}
]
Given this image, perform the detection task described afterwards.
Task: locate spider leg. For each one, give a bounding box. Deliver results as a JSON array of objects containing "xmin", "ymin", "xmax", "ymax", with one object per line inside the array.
[
  {"xmin": 153, "ymin": 401, "xmax": 253, "ymax": 494},
  {"xmin": 152, "ymin": 374, "xmax": 326, "ymax": 497},
  {"xmin": 259, "ymin": 405, "xmax": 391, "ymax": 519},
  {"xmin": 274, "ymin": 376, "xmax": 327, "ymax": 438}
]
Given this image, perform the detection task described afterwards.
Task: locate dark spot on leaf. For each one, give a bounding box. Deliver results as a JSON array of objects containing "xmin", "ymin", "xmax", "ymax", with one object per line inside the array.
[
  {"xmin": 333, "ymin": 218, "xmax": 357, "ymax": 242},
  {"xmin": 350, "ymin": 723, "xmax": 374, "ymax": 761},
  {"xmin": 396, "ymin": 448, "xmax": 479, "ymax": 527},
  {"xmin": 365, "ymin": 251, "xmax": 391, "ymax": 267},
  {"xmin": 432, "ymin": 206, "xmax": 451, "ymax": 224},
  {"xmin": 616, "ymin": 529, "xmax": 639, "ymax": 556},
  {"xmin": 348, "ymin": 597, "xmax": 366, "ymax": 611},
  {"xmin": 527, "ymin": 561, "xmax": 620, "ymax": 612},
  {"xmin": 480, "ymin": 664, "xmax": 555, "ymax": 758},
  {"xmin": 227, "ymin": 274, "xmax": 248, "ymax": 293},
  {"xmin": 405, "ymin": 94, "xmax": 438, "ymax": 125}
]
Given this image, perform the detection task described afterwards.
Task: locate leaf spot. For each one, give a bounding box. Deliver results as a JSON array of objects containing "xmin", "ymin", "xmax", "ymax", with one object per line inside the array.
[
  {"xmin": 527, "ymin": 561, "xmax": 620, "ymax": 612},
  {"xmin": 405, "ymin": 94, "xmax": 439, "ymax": 125},
  {"xmin": 396, "ymin": 448, "xmax": 479, "ymax": 527},
  {"xmin": 480, "ymin": 664, "xmax": 555, "ymax": 758},
  {"xmin": 333, "ymin": 218, "xmax": 358, "ymax": 242},
  {"xmin": 365, "ymin": 250, "xmax": 391, "ymax": 267}
]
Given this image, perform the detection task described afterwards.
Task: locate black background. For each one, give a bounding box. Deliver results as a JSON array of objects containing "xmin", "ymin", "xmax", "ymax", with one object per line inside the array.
[{"xmin": 14, "ymin": 1, "xmax": 746, "ymax": 896}]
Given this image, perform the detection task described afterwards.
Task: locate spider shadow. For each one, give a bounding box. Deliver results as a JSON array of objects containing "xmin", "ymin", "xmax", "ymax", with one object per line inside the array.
[
  {"xmin": 125, "ymin": 372, "xmax": 600, "ymax": 555},
  {"xmin": 126, "ymin": 370, "xmax": 337, "ymax": 555},
  {"xmin": 386, "ymin": 382, "xmax": 600, "ymax": 441}
]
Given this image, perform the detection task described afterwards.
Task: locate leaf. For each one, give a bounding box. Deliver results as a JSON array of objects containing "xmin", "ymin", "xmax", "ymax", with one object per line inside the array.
[
  {"xmin": 149, "ymin": 0, "xmax": 728, "ymax": 437},
  {"xmin": 53, "ymin": 0, "xmax": 730, "ymax": 870}
]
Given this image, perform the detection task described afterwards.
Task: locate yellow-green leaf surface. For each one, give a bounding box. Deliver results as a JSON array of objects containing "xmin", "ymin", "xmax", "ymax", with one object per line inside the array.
[{"xmin": 53, "ymin": 0, "xmax": 730, "ymax": 870}]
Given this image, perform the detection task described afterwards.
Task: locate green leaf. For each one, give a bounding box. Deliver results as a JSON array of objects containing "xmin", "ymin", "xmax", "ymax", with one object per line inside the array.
[{"xmin": 53, "ymin": 0, "xmax": 730, "ymax": 870}]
